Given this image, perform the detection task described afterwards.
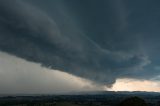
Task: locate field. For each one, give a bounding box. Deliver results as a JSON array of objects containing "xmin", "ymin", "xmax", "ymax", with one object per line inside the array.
[{"xmin": 0, "ymin": 92, "xmax": 160, "ymax": 106}]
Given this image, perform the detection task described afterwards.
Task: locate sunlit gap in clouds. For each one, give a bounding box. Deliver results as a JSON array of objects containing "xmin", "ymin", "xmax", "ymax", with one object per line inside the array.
[{"xmin": 106, "ymin": 78, "xmax": 160, "ymax": 92}]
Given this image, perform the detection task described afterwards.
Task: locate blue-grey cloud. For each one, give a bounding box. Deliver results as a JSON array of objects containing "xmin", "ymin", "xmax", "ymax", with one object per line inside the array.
[{"xmin": 0, "ymin": 0, "xmax": 154, "ymax": 86}]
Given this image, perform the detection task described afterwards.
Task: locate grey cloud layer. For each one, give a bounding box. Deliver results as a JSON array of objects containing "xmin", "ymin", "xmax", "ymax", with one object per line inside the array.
[
  {"xmin": 0, "ymin": 51, "xmax": 99, "ymax": 94},
  {"xmin": 0, "ymin": 0, "xmax": 151, "ymax": 86}
]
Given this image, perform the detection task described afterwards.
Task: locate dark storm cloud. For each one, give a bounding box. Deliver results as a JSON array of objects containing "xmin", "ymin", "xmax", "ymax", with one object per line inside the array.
[{"xmin": 0, "ymin": 0, "xmax": 153, "ymax": 86}]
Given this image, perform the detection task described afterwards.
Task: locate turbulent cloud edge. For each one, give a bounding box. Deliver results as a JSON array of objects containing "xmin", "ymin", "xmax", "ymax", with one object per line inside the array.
[{"xmin": 0, "ymin": 0, "xmax": 151, "ymax": 86}]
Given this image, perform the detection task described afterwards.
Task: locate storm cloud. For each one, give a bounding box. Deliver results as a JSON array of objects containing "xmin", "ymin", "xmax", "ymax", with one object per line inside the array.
[{"xmin": 0, "ymin": 0, "xmax": 156, "ymax": 86}]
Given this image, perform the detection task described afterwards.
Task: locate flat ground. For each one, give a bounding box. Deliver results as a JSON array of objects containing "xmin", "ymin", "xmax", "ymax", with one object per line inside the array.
[{"xmin": 56, "ymin": 102, "xmax": 86, "ymax": 106}]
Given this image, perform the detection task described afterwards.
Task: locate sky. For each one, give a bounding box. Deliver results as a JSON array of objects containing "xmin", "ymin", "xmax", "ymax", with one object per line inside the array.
[{"xmin": 0, "ymin": 0, "xmax": 160, "ymax": 93}]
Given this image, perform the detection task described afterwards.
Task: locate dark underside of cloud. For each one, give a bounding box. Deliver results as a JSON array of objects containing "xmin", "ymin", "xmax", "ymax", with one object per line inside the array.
[{"xmin": 0, "ymin": 0, "xmax": 155, "ymax": 86}]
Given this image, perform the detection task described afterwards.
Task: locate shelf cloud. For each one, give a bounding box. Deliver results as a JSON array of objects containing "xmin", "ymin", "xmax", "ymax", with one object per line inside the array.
[{"xmin": 0, "ymin": 0, "xmax": 158, "ymax": 87}]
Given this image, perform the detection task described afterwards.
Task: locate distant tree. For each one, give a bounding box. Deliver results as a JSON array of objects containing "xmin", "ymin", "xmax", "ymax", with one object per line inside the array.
[
  {"xmin": 157, "ymin": 101, "xmax": 160, "ymax": 106},
  {"xmin": 119, "ymin": 96, "xmax": 148, "ymax": 106}
]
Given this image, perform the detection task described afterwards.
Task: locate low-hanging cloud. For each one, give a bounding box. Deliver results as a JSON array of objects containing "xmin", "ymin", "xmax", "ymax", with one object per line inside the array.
[
  {"xmin": 0, "ymin": 0, "xmax": 151, "ymax": 86},
  {"xmin": 0, "ymin": 51, "xmax": 100, "ymax": 94}
]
